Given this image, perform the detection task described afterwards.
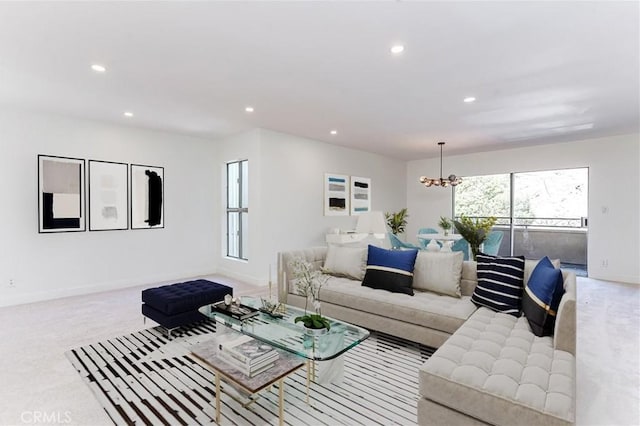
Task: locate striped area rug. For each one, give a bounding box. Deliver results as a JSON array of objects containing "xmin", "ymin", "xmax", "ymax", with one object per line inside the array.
[{"xmin": 65, "ymin": 322, "xmax": 435, "ymax": 425}]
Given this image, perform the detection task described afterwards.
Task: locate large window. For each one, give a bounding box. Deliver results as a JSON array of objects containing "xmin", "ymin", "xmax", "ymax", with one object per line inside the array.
[
  {"xmin": 227, "ymin": 160, "xmax": 248, "ymax": 260},
  {"xmin": 454, "ymin": 173, "xmax": 511, "ymax": 226},
  {"xmin": 454, "ymin": 168, "xmax": 588, "ymax": 272}
]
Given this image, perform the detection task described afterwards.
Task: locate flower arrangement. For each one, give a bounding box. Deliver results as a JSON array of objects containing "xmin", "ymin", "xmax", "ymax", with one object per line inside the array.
[
  {"xmin": 453, "ymin": 215, "xmax": 497, "ymax": 260},
  {"xmin": 289, "ymin": 257, "xmax": 331, "ymax": 331},
  {"xmin": 438, "ymin": 216, "xmax": 452, "ymax": 235}
]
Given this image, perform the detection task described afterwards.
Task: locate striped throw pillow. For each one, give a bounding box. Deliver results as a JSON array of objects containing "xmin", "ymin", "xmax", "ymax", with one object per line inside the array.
[
  {"xmin": 471, "ymin": 254, "xmax": 525, "ymax": 316},
  {"xmin": 362, "ymin": 245, "xmax": 418, "ymax": 295}
]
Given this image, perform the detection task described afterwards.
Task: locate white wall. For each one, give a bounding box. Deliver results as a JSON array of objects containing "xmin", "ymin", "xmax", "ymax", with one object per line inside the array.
[
  {"xmin": 5, "ymin": 107, "xmax": 634, "ymax": 307},
  {"xmin": 406, "ymin": 133, "xmax": 640, "ymax": 284},
  {"xmin": 0, "ymin": 107, "xmax": 218, "ymax": 306},
  {"xmin": 216, "ymin": 128, "xmax": 407, "ymax": 285},
  {"xmin": 215, "ymin": 129, "xmax": 263, "ymax": 285}
]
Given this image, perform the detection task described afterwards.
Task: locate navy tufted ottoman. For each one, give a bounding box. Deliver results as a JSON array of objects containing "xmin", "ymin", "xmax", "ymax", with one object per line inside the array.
[{"xmin": 141, "ymin": 279, "xmax": 232, "ymax": 337}]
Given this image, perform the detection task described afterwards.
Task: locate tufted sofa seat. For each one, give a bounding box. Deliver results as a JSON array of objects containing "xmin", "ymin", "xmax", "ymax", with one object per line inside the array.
[
  {"xmin": 418, "ymin": 271, "xmax": 576, "ymax": 426},
  {"xmin": 278, "ymin": 246, "xmax": 577, "ymax": 425}
]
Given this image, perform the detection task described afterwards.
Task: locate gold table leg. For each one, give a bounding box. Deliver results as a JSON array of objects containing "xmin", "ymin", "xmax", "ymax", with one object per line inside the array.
[
  {"xmin": 215, "ymin": 374, "xmax": 221, "ymax": 424},
  {"xmin": 278, "ymin": 378, "xmax": 284, "ymax": 426}
]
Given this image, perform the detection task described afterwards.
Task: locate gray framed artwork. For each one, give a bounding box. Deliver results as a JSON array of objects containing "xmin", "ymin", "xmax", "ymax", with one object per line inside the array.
[
  {"xmin": 131, "ymin": 164, "xmax": 164, "ymax": 229},
  {"xmin": 350, "ymin": 176, "xmax": 371, "ymax": 215},
  {"xmin": 89, "ymin": 160, "xmax": 129, "ymax": 231},
  {"xmin": 324, "ymin": 173, "xmax": 349, "ymax": 216},
  {"xmin": 38, "ymin": 155, "xmax": 86, "ymax": 233}
]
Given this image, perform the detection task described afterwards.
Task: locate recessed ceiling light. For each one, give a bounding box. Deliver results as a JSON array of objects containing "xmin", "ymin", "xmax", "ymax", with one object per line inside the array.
[
  {"xmin": 91, "ymin": 64, "xmax": 106, "ymax": 73},
  {"xmin": 463, "ymin": 96, "xmax": 476, "ymax": 103},
  {"xmin": 390, "ymin": 45, "xmax": 405, "ymax": 54},
  {"xmin": 245, "ymin": 106, "xmax": 254, "ymax": 113},
  {"xmin": 123, "ymin": 111, "xmax": 133, "ymax": 117},
  {"xmin": 330, "ymin": 130, "xmax": 338, "ymax": 135}
]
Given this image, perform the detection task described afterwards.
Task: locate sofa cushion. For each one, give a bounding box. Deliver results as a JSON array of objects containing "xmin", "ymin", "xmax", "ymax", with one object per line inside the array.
[
  {"xmin": 320, "ymin": 276, "xmax": 477, "ymax": 334},
  {"xmin": 362, "ymin": 245, "xmax": 418, "ymax": 295},
  {"xmin": 413, "ymin": 251, "xmax": 463, "ymax": 297},
  {"xmin": 523, "ymin": 256, "xmax": 565, "ymax": 337},
  {"xmin": 462, "ymin": 258, "xmax": 561, "ymax": 296},
  {"xmin": 524, "ymin": 258, "xmax": 561, "ymax": 284},
  {"xmin": 322, "ymin": 245, "xmax": 367, "ymax": 280},
  {"xmin": 420, "ymin": 307, "xmax": 575, "ymax": 426},
  {"xmin": 471, "ymin": 254, "xmax": 525, "ymax": 316}
]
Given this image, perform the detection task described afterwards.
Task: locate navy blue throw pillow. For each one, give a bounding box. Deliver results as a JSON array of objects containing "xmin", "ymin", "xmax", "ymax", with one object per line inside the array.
[
  {"xmin": 362, "ymin": 245, "xmax": 418, "ymax": 296},
  {"xmin": 471, "ymin": 254, "xmax": 525, "ymax": 316},
  {"xmin": 522, "ymin": 256, "xmax": 565, "ymax": 336}
]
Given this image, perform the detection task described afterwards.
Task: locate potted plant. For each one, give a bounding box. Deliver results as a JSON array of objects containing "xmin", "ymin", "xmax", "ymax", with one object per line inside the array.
[
  {"xmin": 289, "ymin": 257, "xmax": 331, "ymax": 334},
  {"xmin": 438, "ymin": 216, "xmax": 452, "ymax": 236},
  {"xmin": 384, "ymin": 208, "xmax": 409, "ymax": 235},
  {"xmin": 453, "ymin": 215, "xmax": 497, "ymax": 260}
]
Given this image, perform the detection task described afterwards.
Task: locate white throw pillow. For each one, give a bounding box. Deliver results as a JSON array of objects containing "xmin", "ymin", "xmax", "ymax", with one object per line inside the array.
[
  {"xmin": 322, "ymin": 246, "xmax": 367, "ymax": 280},
  {"xmin": 413, "ymin": 251, "xmax": 463, "ymax": 297}
]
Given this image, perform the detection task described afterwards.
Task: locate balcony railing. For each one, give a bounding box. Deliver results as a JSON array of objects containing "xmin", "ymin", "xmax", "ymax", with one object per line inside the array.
[{"xmin": 454, "ymin": 216, "xmax": 588, "ymax": 274}]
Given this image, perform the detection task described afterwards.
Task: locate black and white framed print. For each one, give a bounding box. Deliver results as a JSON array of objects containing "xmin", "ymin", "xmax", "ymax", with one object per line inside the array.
[
  {"xmin": 324, "ymin": 173, "xmax": 349, "ymax": 216},
  {"xmin": 350, "ymin": 176, "xmax": 371, "ymax": 215},
  {"xmin": 88, "ymin": 160, "xmax": 129, "ymax": 231},
  {"xmin": 131, "ymin": 164, "xmax": 164, "ymax": 229},
  {"xmin": 38, "ymin": 155, "xmax": 86, "ymax": 233}
]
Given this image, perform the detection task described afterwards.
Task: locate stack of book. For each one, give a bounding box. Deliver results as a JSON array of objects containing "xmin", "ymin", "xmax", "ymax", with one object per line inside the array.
[{"xmin": 217, "ymin": 335, "xmax": 279, "ymax": 377}]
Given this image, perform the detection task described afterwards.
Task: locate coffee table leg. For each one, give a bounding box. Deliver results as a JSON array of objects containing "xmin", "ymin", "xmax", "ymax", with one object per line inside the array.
[
  {"xmin": 278, "ymin": 378, "xmax": 284, "ymax": 426},
  {"xmin": 215, "ymin": 373, "xmax": 221, "ymax": 424}
]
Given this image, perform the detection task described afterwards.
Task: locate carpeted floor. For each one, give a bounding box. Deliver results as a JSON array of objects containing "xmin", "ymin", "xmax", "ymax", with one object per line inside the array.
[{"xmin": 66, "ymin": 321, "xmax": 435, "ymax": 426}]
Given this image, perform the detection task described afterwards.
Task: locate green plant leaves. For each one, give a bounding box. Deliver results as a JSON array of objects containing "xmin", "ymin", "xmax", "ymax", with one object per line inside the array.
[
  {"xmin": 294, "ymin": 313, "xmax": 331, "ymax": 330},
  {"xmin": 453, "ymin": 215, "xmax": 497, "ymax": 260},
  {"xmin": 385, "ymin": 208, "xmax": 409, "ymax": 234},
  {"xmin": 438, "ymin": 216, "xmax": 452, "ymax": 230}
]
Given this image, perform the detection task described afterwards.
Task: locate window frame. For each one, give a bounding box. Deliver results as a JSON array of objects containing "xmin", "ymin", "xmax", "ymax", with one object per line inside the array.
[
  {"xmin": 226, "ymin": 160, "xmax": 248, "ymax": 260},
  {"xmin": 453, "ymin": 167, "xmax": 588, "ymax": 258}
]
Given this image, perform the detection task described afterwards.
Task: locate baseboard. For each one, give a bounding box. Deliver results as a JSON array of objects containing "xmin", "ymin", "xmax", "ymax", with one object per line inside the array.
[
  {"xmin": 587, "ymin": 272, "xmax": 640, "ymax": 285},
  {"xmin": 213, "ymin": 266, "xmax": 267, "ymax": 287},
  {"xmin": 0, "ymin": 267, "xmax": 218, "ymax": 308}
]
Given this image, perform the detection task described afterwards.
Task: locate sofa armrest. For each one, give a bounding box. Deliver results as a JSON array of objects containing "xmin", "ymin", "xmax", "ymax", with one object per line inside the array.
[
  {"xmin": 554, "ymin": 271, "xmax": 577, "ymax": 356},
  {"xmin": 277, "ymin": 247, "xmax": 328, "ymax": 303}
]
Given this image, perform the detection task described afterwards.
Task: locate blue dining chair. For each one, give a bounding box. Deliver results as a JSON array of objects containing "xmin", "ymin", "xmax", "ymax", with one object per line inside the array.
[
  {"xmin": 388, "ymin": 233, "xmax": 421, "ymax": 250},
  {"xmin": 417, "ymin": 227, "xmax": 439, "ymax": 250},
  {"xmin": 451, "ymin": 237, "xmax": 470, "ymax": 260},
  {"xmin": 482, "ymin": 231, "xmax": 504, "ymax": 256}
]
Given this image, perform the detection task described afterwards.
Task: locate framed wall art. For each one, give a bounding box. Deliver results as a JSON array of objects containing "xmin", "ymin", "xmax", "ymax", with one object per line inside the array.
[
  {"xmin": 38, "ymin": 155, "xmax": 86, "ymax": 233},
  {"xmin": 324, "ymin": 173, "xmax": 349, "ymax": 216},
  {"xmin": 350, "ymin": 176, "xmax": 371, "ymax": 215},
  {"xmin": 88, "ymin": 160, "xmax": 128, "ymax": 231},
  {"xmin": 131, "ymin": 164, "xmax": 164, "ymax": 229}
]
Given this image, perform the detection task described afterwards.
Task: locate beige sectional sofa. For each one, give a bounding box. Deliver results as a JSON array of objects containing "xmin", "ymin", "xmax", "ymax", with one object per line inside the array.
[
  {"xmin": 277, "ymin": 246, "xmax": 577, "ymax": 425},
  {"xmin": 278, "ymin": 246, "xmax": 479, "ymax": 348}
]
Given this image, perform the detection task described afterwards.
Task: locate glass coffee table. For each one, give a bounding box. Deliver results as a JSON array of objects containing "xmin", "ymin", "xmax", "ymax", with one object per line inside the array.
[{"xmin": 198, "ymin": 297, "xmax": 370, "ymax": 383}]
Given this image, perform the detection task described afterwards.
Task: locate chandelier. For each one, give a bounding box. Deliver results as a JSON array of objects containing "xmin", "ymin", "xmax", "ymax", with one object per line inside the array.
[{"xmin": 419, "ymin": 142, "xmax": 462, "ymax": 187}]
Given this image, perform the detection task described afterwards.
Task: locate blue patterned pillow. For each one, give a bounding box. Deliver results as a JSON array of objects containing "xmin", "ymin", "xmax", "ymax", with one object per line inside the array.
[
  {"xmin": 522, "ymin": 256, "xmax": 565, "ymax": 336},
  {"xmin": 471, "ymin": 254, "xmax": 525, "ymax": 316},
  {"xmin": 362, "ymin": 245, "xmax": 418, "ymax": 296}
]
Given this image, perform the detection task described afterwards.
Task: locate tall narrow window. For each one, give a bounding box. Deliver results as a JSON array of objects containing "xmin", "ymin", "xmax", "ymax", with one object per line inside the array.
[{"xmin": 227, "ymin": 160, "xmax": 248, "ymax": 260}]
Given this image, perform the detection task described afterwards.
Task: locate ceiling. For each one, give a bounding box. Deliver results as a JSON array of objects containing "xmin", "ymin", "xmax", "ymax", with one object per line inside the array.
[{"xmin": 0, "ymin": 2, "xmax": 638, "ymax": 160}]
